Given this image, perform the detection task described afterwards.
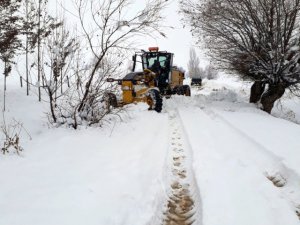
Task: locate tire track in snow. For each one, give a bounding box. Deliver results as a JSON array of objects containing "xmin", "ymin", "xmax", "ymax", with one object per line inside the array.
[{"xmin": 161, "ymin": 104, "xmax": 202, "ymax": 225}]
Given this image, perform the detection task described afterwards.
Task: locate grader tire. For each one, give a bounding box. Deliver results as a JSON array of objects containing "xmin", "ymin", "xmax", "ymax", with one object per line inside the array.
[
  {"xmin": 183, "ymin": 85, "xmax": 191, "ymax": 96},
  {"xmin": 147, "ymin": 89, "xmax": 163, "ymax": 113}
]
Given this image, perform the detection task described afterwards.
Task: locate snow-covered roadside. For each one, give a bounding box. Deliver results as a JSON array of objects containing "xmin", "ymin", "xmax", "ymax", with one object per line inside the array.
[
  {"xmin": 177, "ymin": 76, "xmax": 300, "ymax": 225},
  {"xmin": 192, "ymin": 76, "xmax": 300, "ymax": 176},
  {"xmin": 197, "ymin": 74, "xmax": 300, "ymax": 124},
  {"xmin": 273, "ymin": 95, "xmax": 300, "ymax": 124},
  {"xmin": 0, "ymin": 82, "xmax": 170, "ymax": 225},
  {"xmin": 178, "ymin": 103, "xmax": 300, "ymax": 225}
]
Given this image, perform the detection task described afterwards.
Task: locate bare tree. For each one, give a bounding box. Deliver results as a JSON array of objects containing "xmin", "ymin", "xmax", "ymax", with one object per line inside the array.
[
  {"xmin": 0, "ymin": 0, "xmax": 23, "ymax": 111},
  {"xmin": 75, "ymin": 0, "xmax": 167, "ymax": 113},
  {"xmin": 39, "ymin": 20, "xmax": 122, "ymax": 128},
  {"xmin": 37, "ymin": 0, "xmax": 63, "ymax": 101},
  {"xmin": 181, "ymin": 0, "xmax": 300, "ymax": 113},
  {"xmin": 22, "ymin": 0, "xmax": 61, "ymax": 100},
  {"xmin": 22, "ymin": 0, "xmax": 36, "ymax": 96},
  {"xmin": 42, "ymin": 21, "xmax": 79, "ymax": 123},
  {"xmin": 25, "ymin": 0, "xmax": 30, "ymax": 95},
  {"xmin": 36, "ymin": 0, "xmax": 167, "ymax": 129},
  {"xmin": 41, "ymin": 0, "xmax": 167, "ymax": 128},
  {"xmin": 52, "ymin": 49, "xmax": 122, "ymax": 129},
  {"xmin": 187, "ymin": 47, "xmax": 202, "ymax": 79}
]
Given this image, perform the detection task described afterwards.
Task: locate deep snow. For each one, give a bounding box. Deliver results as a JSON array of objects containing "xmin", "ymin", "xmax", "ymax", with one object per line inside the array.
[{"xmin": 1, "ymin": 75, "xmax": 300, "ymax": 225}]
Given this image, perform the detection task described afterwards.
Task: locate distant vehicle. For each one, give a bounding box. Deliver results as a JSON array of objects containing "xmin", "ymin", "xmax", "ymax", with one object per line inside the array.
[{"xmin": 191, "ymin": 78, "xmax": 202, "ymax": 86}]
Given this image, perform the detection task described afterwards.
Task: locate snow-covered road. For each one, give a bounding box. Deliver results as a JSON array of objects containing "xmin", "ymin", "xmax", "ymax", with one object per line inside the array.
[
  {"xmin": 173, "ymin": 85, "xmax": 300, "ymax": 225},
  {"xmin": 160, "ymin": 106, "xmax": 202, "ymax": 225},
  {"xmin": 1, "ymin": 78, "xmax": 300, "ymax": 225}
]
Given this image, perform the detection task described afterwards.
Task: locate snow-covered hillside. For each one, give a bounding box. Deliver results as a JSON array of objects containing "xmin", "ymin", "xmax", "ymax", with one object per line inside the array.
[{"xmin": 1, "ymin": 75, "xmax": 300, "ymax": 225}]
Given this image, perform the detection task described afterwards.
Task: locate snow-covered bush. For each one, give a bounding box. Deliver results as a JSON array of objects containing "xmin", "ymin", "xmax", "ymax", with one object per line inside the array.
[
  {"xmin": 52, "ymin": 54, "xmax": 121, "ymax": 128},
  {"xmin": 1, "ymin": 117, "xmax": 31, "ymax": 155},
  {"xmin": 43, "ymin": 35, "xmax": 121, "ymax": 128}
]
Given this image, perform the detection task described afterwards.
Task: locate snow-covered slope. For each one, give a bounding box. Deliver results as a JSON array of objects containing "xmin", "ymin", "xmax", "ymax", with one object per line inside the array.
[
  {"xmin": 0, "ymin": 80, "xmax": 170, "ymax": 225},
  {"xmin": 1, "ymin": 76, "xmax": 300, "ymax": 225}
]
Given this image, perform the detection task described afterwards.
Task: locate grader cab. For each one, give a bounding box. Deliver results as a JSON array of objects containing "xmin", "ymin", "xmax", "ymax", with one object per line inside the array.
[{"xmin": 106, "ymin": 47, "xmax": 191, "ymax": 112}]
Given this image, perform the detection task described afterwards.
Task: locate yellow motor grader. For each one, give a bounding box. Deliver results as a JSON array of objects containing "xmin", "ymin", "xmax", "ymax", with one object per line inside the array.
[{"xmin": 106, "ymin": 47, "xmax": 191, "ymax": 112}]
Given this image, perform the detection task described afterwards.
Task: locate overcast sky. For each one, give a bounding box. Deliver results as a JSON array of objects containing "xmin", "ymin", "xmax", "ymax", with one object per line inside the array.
[{"xmin": 49, "ymin": 0, "xmax": 209, "ymax": 70}]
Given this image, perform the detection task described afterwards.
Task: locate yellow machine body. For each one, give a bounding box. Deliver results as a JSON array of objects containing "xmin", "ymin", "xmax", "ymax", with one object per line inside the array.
[
  {"xmin": 121, "ymin": 70, "xmax": 157, "ymax": 105},
  {"xmin": 170, "ymin": 68, "xmax": 185, "ymax": 88},
  {"xmin": 105, "ymin": 47, "xmax": 190, "ymax": 112},
  {"xmin": 122, "ymin": 81, "xmax": 134, "ymax": 103}
]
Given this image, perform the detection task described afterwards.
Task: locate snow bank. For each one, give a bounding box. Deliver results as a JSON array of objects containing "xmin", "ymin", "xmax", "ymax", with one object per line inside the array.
[
  {"xmin": 205, "ymin": 88, "xmax": 239, "ymax": 102},
  {"xmin": 0, "ymin": 81, "xmax": 170, "ymax": 225},
  {"xmin": 272, "ymin": 95, "xmax": 300, "ymax": 124}
]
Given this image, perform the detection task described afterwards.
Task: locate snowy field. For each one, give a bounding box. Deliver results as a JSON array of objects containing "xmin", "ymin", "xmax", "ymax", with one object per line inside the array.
[{"xmin": 1, "ymin": 75, "xmax": 300, "ymax": 225}]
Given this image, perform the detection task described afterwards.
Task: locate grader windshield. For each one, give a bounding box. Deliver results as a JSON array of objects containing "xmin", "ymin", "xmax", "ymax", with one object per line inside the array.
[{"xmin": 141, "ymin": 52, "xmax": 173, "ymax": 73}]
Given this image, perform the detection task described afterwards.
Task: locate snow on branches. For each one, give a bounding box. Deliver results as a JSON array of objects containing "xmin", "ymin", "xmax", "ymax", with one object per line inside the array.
[{"xmin": 181, "ymin": 0, "xmax": 300, "ymax": 113}]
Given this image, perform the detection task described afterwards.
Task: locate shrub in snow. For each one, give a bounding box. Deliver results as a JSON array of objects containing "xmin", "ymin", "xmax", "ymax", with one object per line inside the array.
[
  {"xmin": 0, "ymin": 118, "xmax": 31, "ymax": 155},
  {"xmin": 53, "ymin": 82, "xmax": 121, "ymax": 129}
]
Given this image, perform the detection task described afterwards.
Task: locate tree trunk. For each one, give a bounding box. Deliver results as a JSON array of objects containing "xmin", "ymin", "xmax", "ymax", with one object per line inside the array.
[
  {"xmin": 60, "ymin": 67, "xmax": 63, "ymax": 94},
  {"xmin": 77, "ymin": 51, "xmax": 107, "ymax": 112},
  {"xmin": 26, "ymin": 0, "xmax": 29, "ymax": 96},
  {"xmin": 261, "ymin": 83, "xmax": 285, "ymax": 114},
  {"xmin": 250, "ymin": 81, "xmax": 265, "ymax": 103},
  {"xmin": 48, "ymin": 87, "xmax": 57, "ymax": 123},
  {"xmin": 3, "ymin": 78, "xmax": 6, "ymax": 112},
  {"xmin": 20, "ymin": 76, "xmax": 23, "ymax": 87},
  {"xmin": 3, "ymin": 61, "xmax": 7, "ymax": 111},
  {"xmin": 37, "ymin": 0, "xmax": 41, "ymax": 102}
]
